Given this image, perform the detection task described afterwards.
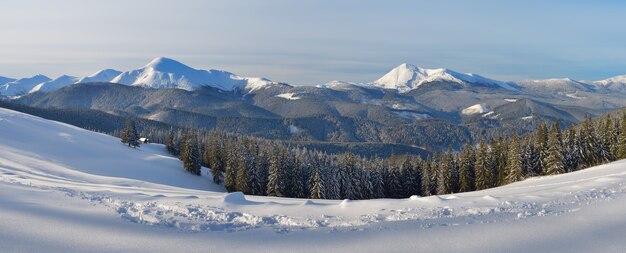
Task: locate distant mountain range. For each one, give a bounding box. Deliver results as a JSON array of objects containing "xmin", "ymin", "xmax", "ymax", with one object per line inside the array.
[
  {"xmin": 2, "ymin": 57, "xmax": 625, "ymax": 96},
  {"xmin": 4, "ymin": 57, "xmax": 626, "ymax": 150}
]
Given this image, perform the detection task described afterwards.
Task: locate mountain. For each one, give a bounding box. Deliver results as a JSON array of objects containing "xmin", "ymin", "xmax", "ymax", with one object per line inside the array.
[
  {"xmin": 29, "ymin": 75, "xmax": 79, "ymax": 93},
  {"xmin": 370, "ymin": 63, "xmax": 517, "ymax": 92},
  {"xmin": 0, "ymin": 76, "xmax": 16, "ymax": 86},
  {"xmin": 516, "ymin": 78, "xmax": 596, "ymax": 93},
  {"xmin": 111, "ymin": 57, "xmax": 283, "ymax": 92},
  {"xmin": 593, "ymin": 74, "xmax": 626, "ymax": 92},
  {"xmin": 0, "ymin": 74, "xmax": 51, "ymax": 96},
  {"xmin": 76, "ymin": 69, "xmax": 122, "ymax": 83}
]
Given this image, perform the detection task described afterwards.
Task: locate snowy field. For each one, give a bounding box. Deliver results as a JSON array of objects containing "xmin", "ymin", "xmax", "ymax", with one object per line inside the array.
[{"xmin": 1, "ymin": 107, "xmax": 626, "ymax": 252}]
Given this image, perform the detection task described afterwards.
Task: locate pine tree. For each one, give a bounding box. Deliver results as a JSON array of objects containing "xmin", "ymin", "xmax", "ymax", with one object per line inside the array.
[
  {"xmin": 371, "ymin": 158, "xmax": 386, "ymax": 198},
  {"xmin": 165, "ymin": 130, "xmax": 177, "ymax": 155},
  {"xmin": 266, "ymin": 146, "xmax": 284, "ymax": 197},
  {"xmin": 619, "ymin": 113, "xmax": 626, "ymax": 160},
  {"xmin": 436, "ymin": 152, "xmax": 450, "ymax": 195},
  {"xmin": 235, "ymin": 141, "xmax": 249, "ymax": 194},
  {"xmin": 599, "ymin": 115, "xmax": 615, "ymax": 162},
  {"xmin": 535, "ymin": 122, "xmax": 549, "ymax": 173},
  {"xmin": 458, "ymin": 144, "xmax": 475, "ymax": 192},
  {"xmin": 544, "ymin": 121, "xmax": 565, "ymax": 175},
  {"xmin": 309, "ymin": 167, "xmax": 326, "ymax": 199},
  {"xmin": 524, "ymin": 139, "xmax": 541, "ymax": 176},
  {"xmin": 421, "ymin": 156, "xmax": 433, "ymax": 196},
  {"xmin": 223, "ymin": 140, "xmax": 237, "ymax": 192},
  {"xmin": 121, "ymin": 118, "xmax": 140, "ymax": 148},
  {"xmin": 206, "ymin": 133, "xmax": 224, "ymax": 184},
  {"xmin": 506, "ymin": 133, "xmax": 523, "ymax": 183},
  {"xmin": 579, "ymin": 116, "xmax": 599, "ymax": 167},
  {"xmin": 475, "ymin": 140, "xmax": 491, "ymax": 190},
  {"xmin": 563, "ymin": 128, "xmax": 580, "ymax": 172},
  {"xmin": 180, "ymin": 130, "xmax": 201, "ymax": 175},
  {"xmin": 493, "ymin": 137, "xmax": 509, "ymax": 186}
]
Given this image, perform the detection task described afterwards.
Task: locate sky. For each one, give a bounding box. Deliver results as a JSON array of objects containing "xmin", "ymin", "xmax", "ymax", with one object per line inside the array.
[{"xmin": 1, "ymin": 0, "xmax": 625, "ymax": 85}]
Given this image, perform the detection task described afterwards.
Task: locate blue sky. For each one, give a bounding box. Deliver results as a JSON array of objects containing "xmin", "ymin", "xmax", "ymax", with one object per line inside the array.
[{"xmin": 1, "ymin": 0, "xmax": 625, "ymax": 85}]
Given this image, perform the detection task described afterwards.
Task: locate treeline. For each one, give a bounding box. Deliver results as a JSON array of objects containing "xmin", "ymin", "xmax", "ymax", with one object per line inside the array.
[{"xmin": 168, "ymin": 114, "xmax": 626, "ymax": 199}]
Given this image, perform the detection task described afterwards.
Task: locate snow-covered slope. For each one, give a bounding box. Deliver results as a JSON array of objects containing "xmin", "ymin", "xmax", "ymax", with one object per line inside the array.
[
  {"xmin": 1, "ymin": 108, "xmax": 626, "ymax": 252},
  {"xmin": 517, "ymin": 78, "xmax": 596, "ymax": 92},
  {"xmin": 461, "ymin": 103, "xmax": 489, "ymax": 115},
  {"xmin": 370, "ymin": 63, "xmax": 517, "ymax": 92},
  {"xmin": 76, "ymin": 69, "xmax": 122, "ymax": 84},
  {"xmin": 111, "ymin": 57, "xmax": 279, "ymax": 92},
  {"xmin": 0, "ymin": 75, "xmax": 51, "ymax": 96},
  {"xmin": 593, "ymin": 74, "xmax": 626, "ymax": 92},
  {"xmin": 29, "ymin": 75, "xmax": 79, "ymax": 93}
]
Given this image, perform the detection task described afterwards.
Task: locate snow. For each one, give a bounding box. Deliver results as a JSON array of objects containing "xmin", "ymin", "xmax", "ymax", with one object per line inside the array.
[
  {"xmin": 76, "ymin": 69, "xmax": 122, "ymax": 84},
  {"xmin": 29, "ymin": 75, "xmax": 79, "ymax": 93},
  {"xmin": 111, "ymin": 57, "xmax": 279, "ymax": 92},
  {"xmin": 288, "ymin": 124, "xmax": 300, "ymax": 133},
  {"xmin": 275, "ymin": 92, "xmax": 302, "ymax": 100},
  {"xmin": 565, "ymin": 93, "xmax": 585, "ymax": 99},
  {"xmin": 593, "ymin": 74, "xmax": 626, "ymax": 86},
  {"xmin": 393, "ymin": 111, "xmax": 431, "ymax": 120},
  {"xmin": 2, "ymin": 107, "xmax": 626, "ymax": 252},
  {"xmin": 370, "ymin": 63, "xmax": 517, "ymax": 92},
  {"xmin": 0, "ymin": 75, "xmax": 50, "ymax": 96},
  {"xmin": 462, "ymin": 103, "xmax": 489, "ymax": 115}
]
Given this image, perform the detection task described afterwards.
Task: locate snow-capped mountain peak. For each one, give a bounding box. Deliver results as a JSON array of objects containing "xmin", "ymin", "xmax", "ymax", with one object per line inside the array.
[
  {"xmin": 76, "ymin": 69, "xmax": 122, "ymax": 84},
  {"xmin": 592, "ymin": 74, "xmax": 626, "ymax": 92},
  {"xmin": 0, "ymin": 74, "xmax": 51, "ymax": 96},
  {"xmin": 370, "ymin": 63, "xmax": 516, "ymax": 92},
  {"xmin": 29, "ymin": 75, "xmax": 79, "ymax": 93},
  {"xmin": 111, "ymin": 57, "xmax": 279, "ymax": 92}
]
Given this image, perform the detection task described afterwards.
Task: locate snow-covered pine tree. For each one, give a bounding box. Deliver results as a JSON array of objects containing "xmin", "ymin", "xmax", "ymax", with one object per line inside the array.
[
  {"xmin": 534, "ymin": 122, "xmax": 549, "ymax": 173},
  {"xmin": 266, "ymin": 145, "xmax": 286, "ymax": 197},
  {"xmin": 399, "ymin": 157, "xmax": 414, "ymax": 197},
  {"xmin": 599, "ymin": 115, "xmax": 615, "ymax": 163},
  {"xmin": 447, "ymin": 148, "xmax": 460, "ymax": 193},
  {"xmin": 544, "ymin": 121, "xmax": 565, "ymax": 175},
  {"xmin": 121, "ymin": 118, "xmax": 140, "ymax": 148},
  {"xmin": 324, "ymin": 155, "xmax": 340, "ymax": 199},
  {"xmin": 308, "ymin": 167, "xmax": 326, "ymax": 199},
  {"xmin": 207, "ymin": 133, "xmax": 224, "ymax": 184},
  {"xmin": 458, "ymin": 144, "xmax": 475, "ymax": 192},
  {"xmin": 563, "ymin": 128, "xmax": 580, "ymax": 172},
  {"xmin": 506, "ymin": 133, "xmax": 523, "ymax": 183},
  {"xmin": 410, "ymin": 157, "xmax": 423, "ymax": 196},
  {"xmin": 619, "ymin": 113, "xmax": 626, "ymax": 160},
  {"xmin": 474, "ymin": 139, "xmax": 491, "ymax": 190},
  {"xmin": 235, "ymin": 141, "xmax": 250, "ymax": 194},
  {"xmin": 223, "ymin": 140, "xmax": 237, "ymax": 192},
  {"xmin": 165, "ymin": 130, "xmax": 177, "ymax": 155},
  {"xmin": 421, "ymin": 156, "xmax": 433, "ymax": 196},
  {"xmin": 371, "ymin": 158, "xmax": 386, "ymax": 198},
  {"xmin": 579, "ymin": 116, "xmax": 599, "ymax": 167},
  {"xmin": 492, "ymin": 137, "xmax": 509, "ymax": 186},
  {"xmin": 180, "ymin": 130, "xmax": 201, "ymax": 175},
  {"xmin": 436, "ymin": 151, "xmax": 450, "ymax": 195}
]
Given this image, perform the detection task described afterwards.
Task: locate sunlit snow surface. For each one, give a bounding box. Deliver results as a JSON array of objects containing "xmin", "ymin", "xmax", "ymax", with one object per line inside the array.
[{"xmin": 1, "ymin": 107, "xmax": 626, "ymax": 252}]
